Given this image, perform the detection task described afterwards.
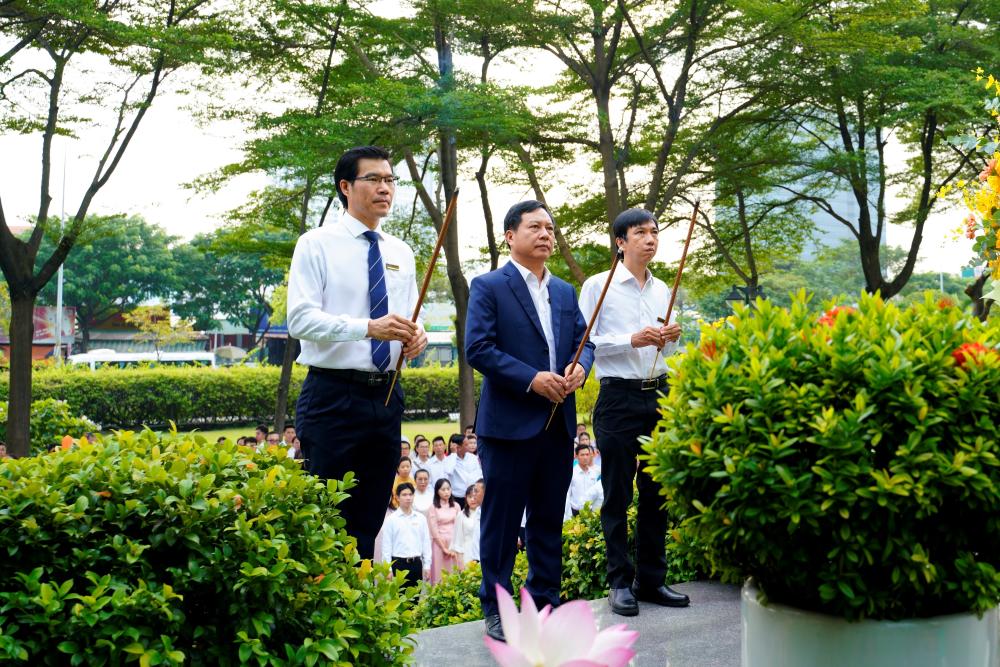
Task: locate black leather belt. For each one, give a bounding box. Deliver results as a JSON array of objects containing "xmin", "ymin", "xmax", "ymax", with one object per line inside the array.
[
  {"xmin": 309, "ymin": 367, "xmax": 397, "ymax": 387},
  {"xmin": 392, "ymin": 556, "xmax": 420, "ymax": 563},
  {"xmin": 600, "ymin": 375, "xmax": 668, "ymax": 391}
]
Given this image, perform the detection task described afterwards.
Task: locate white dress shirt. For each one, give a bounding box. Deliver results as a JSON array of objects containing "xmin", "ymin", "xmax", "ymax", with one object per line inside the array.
[
  {"xmin": 447, "ymin": 452, "xmax": 482, "ymax": 499},
  {"xmin": 508, "ymin": 258, "xmax": 557, "ymax": 373},
  {"xmin": 424, "ymin": 455, "xmax": 454, "ymax": 489},
  {"xmin": 286, "ymin": 213, "xmax": 421, "ymax": 370},
  {"xmin": 380, "ymin": 507, "xmax": 432, "ymax": 570},
  {"xmin": 450, "ymin": 506, "xmax": 481, "ymax": 564},
  {"xmin": 579, "ymin": 267, "xmax": 678, "ymax": 380},
  {"xmin": 413, "ymin": 487, "xmax": 434, "ymax": 515},
  {"xmin": 567, "ymin": 464, "xmax": 603, "ymax": 512}
]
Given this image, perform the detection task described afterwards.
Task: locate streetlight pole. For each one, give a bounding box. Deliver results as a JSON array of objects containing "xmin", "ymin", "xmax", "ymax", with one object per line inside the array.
[{"xmin": 53, "ymin": 146, "xmax": 66, "ymax": 364}]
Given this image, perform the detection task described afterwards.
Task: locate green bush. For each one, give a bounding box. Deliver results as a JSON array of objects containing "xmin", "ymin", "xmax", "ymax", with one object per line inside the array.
[
  {"xmin": 0, "ymin": 431, "xmax": 415, "ymax": 664},
  {"xmin": 413, "ymin": 555, "xmax": 528, "ymax": 630},
  {"xmin": 1, "ymin": 365, "xmax": 475, "ymax": 429},
  {"xmin": 645, "ymin": 291, "xmax": 1000, "ymax": 620},
  {"xmin": 0, "ymin": 398, "xmax": 99, "ymax": 455}
]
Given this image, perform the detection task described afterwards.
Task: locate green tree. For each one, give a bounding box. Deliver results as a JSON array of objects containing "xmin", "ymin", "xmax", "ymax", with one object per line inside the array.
[
  {"xmin": 122, "ymin": 305, "xmax": 196, "ymax": 357},
  {"xmin": 170, "ymin": 232, "xmax": 285, "ymax": 351},
  {"xmin": 0, "ymin": 0, "xmax": 245, "ymax": 457},
  {"xmin": 36, "ymin": 216, "xmax": 178, "ymax": 352},
  {"xmin": 768, "ymin": 0, "xmax": 999, "ymax": 298}
]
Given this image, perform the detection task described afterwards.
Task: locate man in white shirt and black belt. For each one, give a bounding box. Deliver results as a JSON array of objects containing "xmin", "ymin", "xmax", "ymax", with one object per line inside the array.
[
  {"xmin": 287, "ymin": 145, "xmax": 427, "ymax": 560},
  {"xmin": 579, "ymin": 208, "xmax": 690, "ymax": 617},
  {"xmin": 381, "ymin": 483, "xmax": 432, "ymax": 585}
]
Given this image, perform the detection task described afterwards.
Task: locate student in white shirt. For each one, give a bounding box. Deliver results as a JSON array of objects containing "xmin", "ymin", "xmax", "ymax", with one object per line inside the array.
[
  {"xmin": 412, "ymin": 468, "xmax": 434, "ymax": 515},
  {"xmin": 567, "ymin": 443, "xmax": 603, "ymax": 514},
  {"xmin": 287, "ymin": 146, "xmax": 428, "ymax": 560},
  {"xmin": 451, "ymin": 481, "xmax": 483, "ymax": 565},
  {"xmin": 412, "ymin": 436, "xmax": 433, "ymax": 468},
  {"xmin": 446, "ymin": 433, "xmax": 482, "ymax": 509},
  {"xmin": 424, "ymin": 436, "xmax": 452, "ymax": 488},
  {"xmin": 381, "ymin": 483, "xmax": 431, "ymax": 585},
  {"xmin": 580, "ymin": 208, "xmax": 690, "ymax": 617}
]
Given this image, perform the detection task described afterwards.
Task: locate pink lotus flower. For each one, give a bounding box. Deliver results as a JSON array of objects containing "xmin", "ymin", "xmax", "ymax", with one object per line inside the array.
[{"xmin": 484, "ymin": 585, "xmax": 638, "ymax": 667}]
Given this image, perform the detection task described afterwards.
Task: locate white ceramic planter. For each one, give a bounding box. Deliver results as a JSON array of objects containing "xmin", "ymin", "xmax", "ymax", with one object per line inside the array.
[{"xmin": 742, "ymin": 580, "xmax": 1000, "ymax": 667}]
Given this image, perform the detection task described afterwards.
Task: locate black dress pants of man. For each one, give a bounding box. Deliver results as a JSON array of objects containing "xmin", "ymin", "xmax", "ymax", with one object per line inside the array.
[
  {"xmin": 296, "ymin": 367, "xmax": 403, "ymax": 560},
  {"xmin": 477, "ymin": 422, "xmax": 574, "ymax": 618},
  {"xmin": 594, "ymin": 382, "xmax": 668, "ymax": 589},
  {"xmin": 390, "ymin": 557, "xmax": 422, "ymax": 587}
]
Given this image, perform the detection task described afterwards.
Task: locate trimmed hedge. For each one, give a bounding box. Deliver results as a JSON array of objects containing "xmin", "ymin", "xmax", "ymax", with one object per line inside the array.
[
  {"xmin": 1, "ymin": 365, "xmax": 481, "ymax": 429},
  {"xmin": 0, "ymin": 431, "xmax": 415, "ymax": 664}
]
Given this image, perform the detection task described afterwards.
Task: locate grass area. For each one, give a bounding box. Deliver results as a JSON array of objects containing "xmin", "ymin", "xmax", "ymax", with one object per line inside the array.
[{"xmin": 176, "ymin": 419, "xmax": 464, "ymax": 444}]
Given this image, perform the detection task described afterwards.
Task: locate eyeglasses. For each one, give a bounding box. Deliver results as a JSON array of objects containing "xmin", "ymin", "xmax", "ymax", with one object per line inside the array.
[{"xmin": 353, "ymin": 175, "xmax": 398, "ymax": 186}]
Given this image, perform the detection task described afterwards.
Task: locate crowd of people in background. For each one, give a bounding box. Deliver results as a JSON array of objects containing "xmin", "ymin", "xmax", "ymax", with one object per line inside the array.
[{"xmin": 375, "ymin": 423, "xmax": 601, "ymax": 587}]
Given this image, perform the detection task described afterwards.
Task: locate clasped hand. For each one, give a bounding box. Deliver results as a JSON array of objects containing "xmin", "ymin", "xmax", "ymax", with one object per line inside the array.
[
  {"xmin": 631, "ymin": 323, "xmax": 681, "ymax": 349},
  {"xmin": 367, "ymin": 314, "xmax": 428, "ymax": 360},
  {"xmin": 531, "ymin": 363, "xmax": 586, "ymax": 403}
]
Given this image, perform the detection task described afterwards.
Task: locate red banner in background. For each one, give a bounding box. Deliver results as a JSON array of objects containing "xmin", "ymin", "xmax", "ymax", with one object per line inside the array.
[{"xmin": 30, "ymin": 307, "xmax": 75, "ymax": 342}]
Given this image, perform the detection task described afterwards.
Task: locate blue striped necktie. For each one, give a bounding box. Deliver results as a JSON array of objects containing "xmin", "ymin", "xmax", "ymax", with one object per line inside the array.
[{"xmin": 363, "ymin": 230, "xmax": 391, "ymax": 371}]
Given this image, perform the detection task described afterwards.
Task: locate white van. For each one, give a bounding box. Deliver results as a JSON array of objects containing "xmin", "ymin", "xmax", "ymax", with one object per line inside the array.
[{"xmin": 67, "ymin": 350, "xmax": 217, "ymax": 370}]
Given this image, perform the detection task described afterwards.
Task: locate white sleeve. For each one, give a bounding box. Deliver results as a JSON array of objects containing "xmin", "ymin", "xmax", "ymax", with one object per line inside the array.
[
  {"xmin": 381, "ymin": 517, "xmax": 394, "ymax": 563},
  {"xmin": 286, "ymin": 235, "xmax": 369, "ymax": 342},
  {"xmin": 450, "ymin": 514, "xmax": 466, "ymax": 555},
  {"xmin": 581, "ymin": 275, "xmax": 632, "ymax": 356}
]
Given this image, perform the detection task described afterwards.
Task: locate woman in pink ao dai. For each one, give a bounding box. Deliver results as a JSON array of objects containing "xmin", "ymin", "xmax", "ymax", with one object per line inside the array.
[{"xmin": 427, "ymin": 478, "xmax": 462, "ymax": 583}]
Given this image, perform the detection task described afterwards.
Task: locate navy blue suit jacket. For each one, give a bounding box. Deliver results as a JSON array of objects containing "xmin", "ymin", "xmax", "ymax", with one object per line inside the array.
[{"xmin": 465, "ymin": 261, "xmax": 594, "ymax": 440}]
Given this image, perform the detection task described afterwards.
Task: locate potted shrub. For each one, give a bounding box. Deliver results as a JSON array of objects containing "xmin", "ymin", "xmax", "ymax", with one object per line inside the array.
[{"xmin": 645, "ymin": 292, "xmax": 1000, "ymax": 666}]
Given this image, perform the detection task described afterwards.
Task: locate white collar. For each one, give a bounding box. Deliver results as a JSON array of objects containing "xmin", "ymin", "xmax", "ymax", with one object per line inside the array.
[
  {"xmin": 616, "ymin": 266, "xmax": 653, "ymax": 285},
  {"xmin": 509, "ymin": 258, "xmax": 550, "ymax": 288},
  {"xmin": 342, "ymin": 212, "xmax": 383, "ymax": 239}
]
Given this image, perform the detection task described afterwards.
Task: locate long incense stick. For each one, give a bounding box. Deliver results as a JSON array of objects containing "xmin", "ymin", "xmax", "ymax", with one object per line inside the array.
[
  {"xmin": 544, "ymin": 250, "xmax": 623, "ymax": 431},
  {"xmin": 384, "ymin": 189, "xmax": 460, "ymax": 406},
  {"xmin": 647, "ymin": 200, "xmax": 699, "ymax": 380}
]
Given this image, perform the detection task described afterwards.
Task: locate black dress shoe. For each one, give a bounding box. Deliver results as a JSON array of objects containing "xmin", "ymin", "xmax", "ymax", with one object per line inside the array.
[
  {"xmin": 485, "ymin": 614, "xmax": 506, "ymax": 642},
  {"xmin": 631, "ymin": 581, "xmax": 690, "ymax": 607},
  {"xmin": 608, "ymin": 587, "xmax": 639, "ymax": 616}
]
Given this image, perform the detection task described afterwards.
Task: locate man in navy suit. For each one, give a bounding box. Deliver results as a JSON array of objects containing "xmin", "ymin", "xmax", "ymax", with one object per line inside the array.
[{"xmin": 465, "ymin": 200, "xmax": 595, "ymax": 642}]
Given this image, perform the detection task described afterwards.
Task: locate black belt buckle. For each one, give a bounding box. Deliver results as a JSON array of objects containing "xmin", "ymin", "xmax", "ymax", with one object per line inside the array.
[
  {"xmin": 640, "ymin": 378, "xmax": 659, "ymax": 391},
  {"xmin": 368, "ymin": 371, "xmax": 391, "ymax": 386}
]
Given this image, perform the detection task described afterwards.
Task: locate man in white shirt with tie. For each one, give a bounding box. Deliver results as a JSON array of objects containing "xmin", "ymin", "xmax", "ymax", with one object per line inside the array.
[
  {"xmin": 580, "ymin": 208, "xmax": 690, "ymax": 617},
  {"xmin": 287, "ymin": 145, "xmax": 428, "ymax": 560}
]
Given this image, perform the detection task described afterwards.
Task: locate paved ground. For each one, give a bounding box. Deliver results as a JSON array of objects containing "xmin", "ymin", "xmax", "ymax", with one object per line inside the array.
[{"xmin": 411, "ymin": 581, "xmax": 741, "ymax": 667}]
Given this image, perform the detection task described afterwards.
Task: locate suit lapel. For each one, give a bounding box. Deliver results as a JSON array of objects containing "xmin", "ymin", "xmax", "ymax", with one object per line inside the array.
[{"xmin": 503, "ymin": 263, "xmax": 546, "ymax": 341}]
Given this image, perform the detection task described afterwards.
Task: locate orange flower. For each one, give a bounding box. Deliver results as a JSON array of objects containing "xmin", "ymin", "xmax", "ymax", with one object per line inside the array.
[
  {"xmin": 937, "ymin": 297, "xmax": 956, "ymax": 309},
  {"xmin": 980, "ymin": 157, "xmax": 997, "ymax": 182},
  {"xmin": 952, "ymin": 341, "xmax": 995, "ymax": 368},
  {"xmin": 313, "ymin": 573, "xmax": 325, "ymax": 584},
  {"xmin": 701, "ymin": 341, "xmax": 717, "ymax": 360},
  {"xmin": 818, "ymin": 306, "xmax": 856, "ymax": 326},
  {"xmin": 233, "ymin": 494, "xmax": 243, "ymax": 510},
  {"xmin": 245, "ymin": 462, "xmax": 257, "ymax": 471},
  {"xmin": 96, "ymin": 490, "xmax": 112, "ymax": 498}
]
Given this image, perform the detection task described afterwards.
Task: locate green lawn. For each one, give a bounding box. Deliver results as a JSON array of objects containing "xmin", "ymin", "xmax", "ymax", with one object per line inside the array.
[{"xmin": 176, "ymin": 419, "xmax": 464, "ymax": 444}]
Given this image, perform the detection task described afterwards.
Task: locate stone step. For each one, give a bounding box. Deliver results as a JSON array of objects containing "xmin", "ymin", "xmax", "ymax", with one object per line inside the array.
[{"xmin": 410, "ymin": 581, "xmax": 741, "ymax": 667}]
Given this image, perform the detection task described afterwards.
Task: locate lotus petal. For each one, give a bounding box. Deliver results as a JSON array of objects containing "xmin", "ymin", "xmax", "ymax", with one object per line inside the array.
[
  {"xmin": 483, "ymin": 637, "xmax": 533, "ymax": 667},
  {"xmin": 538, "ymin": 600, "xmax": 596, "ymax": 664},
  {"xmin": 496, "ymin": 584, "xmax": 522, "ymax": 648}
]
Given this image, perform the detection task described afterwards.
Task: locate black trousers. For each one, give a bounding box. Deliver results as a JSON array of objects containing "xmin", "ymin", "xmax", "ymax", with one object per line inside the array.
[
  {"xmin": 390, "ymin": 556, "xmax": 423, "ymax": 585},
  {"xmin": 593, "ymin": 382, "xmax": 668, "ymax": 589},
  {"xmin": 477, "ymin": 419, "xmax": 573, "ymax": 618},
  {"xmin": 296, "ymin": 369, "xmax": 403, "ymax": 560}
]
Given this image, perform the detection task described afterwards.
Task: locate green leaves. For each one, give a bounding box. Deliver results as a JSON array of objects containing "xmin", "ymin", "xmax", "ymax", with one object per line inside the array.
[
  {"xmin": 0, "ymin": 431, "xmax": 416, "ymax": 664},
  {"xmin": 647, "ymin": 290, "xmax": 1000, "ymax": 620}
]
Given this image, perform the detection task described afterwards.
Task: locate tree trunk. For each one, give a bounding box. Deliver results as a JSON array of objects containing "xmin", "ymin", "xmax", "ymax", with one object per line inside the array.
[
  {"xmin": 80, "ymin": 321, "xmax": 91, "ymax": 353},
  {"xmin": 596, "ymin": 88, "xmax": 623, "ymax": 242},
  {"xmin": 7, "ymin": 293, "xmax": 36, "ymax": 457},
  {"xmin": 273, "ymin": 336, "xmax": 299, "ymax": 433},
  {"xmin": 965, "ymin": 274, "xmax": 994, "ymax": 321},
  {"xmin": 435, "ymin": 20, "xmax": 476, "ymax": 429}
]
